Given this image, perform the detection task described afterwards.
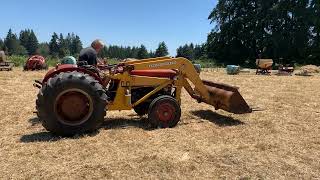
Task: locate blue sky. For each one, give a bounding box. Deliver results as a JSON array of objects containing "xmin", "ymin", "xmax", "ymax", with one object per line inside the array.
[{"xmin": 0, "ymin": 0, "xmax": 216, "ymax": 55}]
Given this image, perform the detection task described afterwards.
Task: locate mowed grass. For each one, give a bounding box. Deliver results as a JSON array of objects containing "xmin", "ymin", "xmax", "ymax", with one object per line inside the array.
[{"xmin": 0, "ymin": 68, "xmax": 319, "ymax": 179}]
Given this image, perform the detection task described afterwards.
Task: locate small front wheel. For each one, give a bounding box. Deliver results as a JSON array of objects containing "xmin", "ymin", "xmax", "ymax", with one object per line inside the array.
[
  {"xmin": 134, "ymin": 102, "xmax": 150, "ymax": 116},
  {"xmin": 148, "ymin": 95, "xmax": 181, "ymax": 128}
]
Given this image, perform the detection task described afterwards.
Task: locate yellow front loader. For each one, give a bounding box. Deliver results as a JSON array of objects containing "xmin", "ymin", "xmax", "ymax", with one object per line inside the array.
[{"xmin": 34, "ymin": 57, "xmax": 251, "ymax": 136}]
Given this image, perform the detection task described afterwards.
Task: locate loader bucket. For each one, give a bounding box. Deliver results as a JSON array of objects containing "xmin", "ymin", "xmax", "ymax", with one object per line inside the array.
[{"xmin": 200, "ymin": 80, "xmax": 252, "ymax": 114}]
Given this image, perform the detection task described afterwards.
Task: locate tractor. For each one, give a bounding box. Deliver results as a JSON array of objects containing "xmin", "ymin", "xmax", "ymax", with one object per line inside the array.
[
  {"xmin": 24, "ymin": 55, "xmax": 48, "ymax": 71},
  {"xmin": 34, "ymin": 57, "xmax": 252, "ymax": 136}
]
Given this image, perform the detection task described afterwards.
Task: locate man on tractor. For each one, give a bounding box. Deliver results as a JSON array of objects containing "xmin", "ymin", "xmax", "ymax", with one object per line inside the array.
[{"xmin": 78, "ymin": 39, "xmax": 105, "ymax": 65}]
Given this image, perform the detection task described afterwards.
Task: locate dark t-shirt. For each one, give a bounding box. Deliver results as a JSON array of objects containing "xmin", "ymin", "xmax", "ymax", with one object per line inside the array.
[{"xmin": 78, "ymin": 47, "xmax": 97, "ymax": 65}]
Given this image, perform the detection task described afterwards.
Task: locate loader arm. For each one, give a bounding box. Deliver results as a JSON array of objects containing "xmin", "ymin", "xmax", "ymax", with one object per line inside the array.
[
  {"xmin": 123, "ymin": 57, "xmax": 252, "ymax": 114},
  {"xmin": 125, "ymin": 57, "xmax": 211, "ymax": 100}
]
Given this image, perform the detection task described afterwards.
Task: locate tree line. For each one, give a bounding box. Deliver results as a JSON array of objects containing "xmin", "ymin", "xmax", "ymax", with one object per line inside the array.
[
  {"xmin": 2, "ymin": 0, "xmax": 320, "ymax": 67},
  {"xmin": 0, "ymin": 29, "xmax": 170, "ymax": 60},
  {"xmin": 207, "ymin": 0, "xmax": 320, "ymax": 66},
  {"xmin": 98, "ymin": 42, "xmax": 169, "ymax": 59},
  {"xmin": 0, "ymin": 29, "xmax": 84, "ymax": 58}
]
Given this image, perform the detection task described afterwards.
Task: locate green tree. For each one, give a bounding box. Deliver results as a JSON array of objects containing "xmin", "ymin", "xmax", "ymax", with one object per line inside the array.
[
  {"xmin": 137, "ymin": 45, "xmax": 149, "ymax": 59},
  {"xmin": 149, "ymin": 50, "xmax": 155, "ymax": 58},
  {"xmin": 310, "ymin": 0, "xmax": 320, "ymax": 65},
  {"xmin": 65, "ymin": 33, "xmax": 73, "ymax": 52},
  {"xmin": 194, "ymin": 44, "xmax": 206, "ymax": 59},
  {"xmin": 71, "ymin": 35, "xmax": 82, "ymax": 55},
  {"xmin": 155, "ymin": 42, "xmax": 169, "ymax": 57},
  {"xmin": 5, "ymin": 29, "xmax": 27, "ymax": 55},
  {"xmin": 19, "ymin": 29, "xmax": 39, "ymax": 55},
  {"xmin": 15, "ymin": 45, "xmax": 28, "ymax": 55},
  {"xmin": 130, "ymin": 46, "xmax": 139, "ymax": 58},
  {"xmin": 19, "ymin": 29, "xmax": 30, "ymax": 50},
  {"xmin": 58, "ymin": 33, "xmax": 70, "ymax": 57},
  {"xmin": 207, "ymin": 0, "xmax": 312, "ymax": 65},
  {"xmin": 49, "ymin": 32, "xmax": 59, "ymax": 57},
  {"xmin": 98, "ymin": 46, "xmax": 107, "ymax": 58},
  {"xmin": 176, "ymin": 43, "xmax": 197, "ymax": 60},
  {"xmin": 28, "ymin": 30, "xmax": 39, "ymax": 55},
  {"xmin": 37, "ymin": 43, "xmax": 50, "ymax": 57}
]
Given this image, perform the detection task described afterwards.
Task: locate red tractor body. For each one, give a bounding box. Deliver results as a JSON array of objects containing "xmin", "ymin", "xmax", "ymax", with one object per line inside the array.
[{"xmin": 42, "ymin": 64, "xmax": 102, "ymax": 84}]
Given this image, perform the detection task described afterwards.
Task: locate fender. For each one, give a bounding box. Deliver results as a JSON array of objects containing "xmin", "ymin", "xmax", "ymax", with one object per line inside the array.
[{"xmin": 42, "ymin": 64, "xmax": 103, "ymax": 84}]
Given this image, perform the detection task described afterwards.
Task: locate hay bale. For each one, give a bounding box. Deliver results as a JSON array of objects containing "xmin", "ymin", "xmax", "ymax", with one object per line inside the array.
[
  {"xmin": 300, "ymin": 65, "xmax": 319, "ymax": 73},
  {"xmin": 226, "ymin": 65, "xmax": 240, "ymax": 75}
]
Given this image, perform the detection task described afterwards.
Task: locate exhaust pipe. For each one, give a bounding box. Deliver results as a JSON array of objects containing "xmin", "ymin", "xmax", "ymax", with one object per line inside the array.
[{"xmin": 201, "ymin": 80, "xmax": 252, "ymax": 114}]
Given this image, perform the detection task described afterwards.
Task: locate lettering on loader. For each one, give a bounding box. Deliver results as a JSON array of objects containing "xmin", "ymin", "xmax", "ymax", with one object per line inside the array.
[{"xmin": 148, "ymin": 61, "xmax": 177, "ymax": 68}]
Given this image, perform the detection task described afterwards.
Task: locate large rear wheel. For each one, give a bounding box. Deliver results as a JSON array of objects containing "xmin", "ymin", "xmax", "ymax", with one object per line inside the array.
[
  {"xmin": 36, "ymin": 71, "xmax": 108, "ymax": 136},
  {"xmin": 148, "ymin": 95, "xmax": 181, "ymax": 128}
]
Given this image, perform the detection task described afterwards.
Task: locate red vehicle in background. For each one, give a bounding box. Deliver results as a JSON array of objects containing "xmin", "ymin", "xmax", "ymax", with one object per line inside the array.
[{"xmin": 24, "ymin": 55, "xmax": 48, "ymax": 71}]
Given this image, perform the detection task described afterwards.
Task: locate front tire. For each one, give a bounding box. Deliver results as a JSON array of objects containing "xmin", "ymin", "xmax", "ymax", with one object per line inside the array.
[
  {"xmin": 134, "ymin": 102, "xmax": 150, "ymax": 116},
  {"xmin": 148, "ymin": 95, "xmax": 181, "ymax": 128},
  {"xmin": 36, "ymin": 71, "xmax": 108, "ymax": 136}
]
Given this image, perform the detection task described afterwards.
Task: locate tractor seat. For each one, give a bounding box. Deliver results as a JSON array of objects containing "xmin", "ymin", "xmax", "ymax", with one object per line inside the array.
[{"xmin": 130, "ymin": 69, "xmax": 177, "ymax": 78}]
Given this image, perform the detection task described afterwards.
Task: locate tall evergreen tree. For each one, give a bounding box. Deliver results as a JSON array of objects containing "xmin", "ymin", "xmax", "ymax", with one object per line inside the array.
[
  {"xmin": 19, "ymin": 29, "xmax": 38, "ymax": 55},
  {"xmin": 149, "ymin": 50, "xmax": 155, "ymax": 58},
  {"xmin": 137, "ymin": 45, "xmax": 149, "ymax": 59},
  {"xmin": 65, "ymin": 33, "xmax": 73, "ymax": 52},
  {"xmin": 58, "ymin": 33, "xmax": 70, "ymax": 57},
  {"xmin": 27, "ymin": 30, "xmax": 39, "ymax": 55},
  {"xmin": 5, "ymin": 29, "xmax": 27, "ymax": 55},
  {"xmin": 194, "ymin": 44, "xmax": 205, "ymax": 59},
  {"xmin": 19, "ymin": 29, "xmax": 30, "ymax": 51},
  {"xmin": 155, "ymin": 42, "xmax": 169, "ymax": 57},
  {"xmin": 176, "ymin": 43, "xmax": 194, "ymax": 60},
  {"xmin": 71, "ymin": 35, "xmax": 82, "ymax": 55},
  {"xmin": 49, "ymin": 32, "xmax": 59, "ymax": 57}
]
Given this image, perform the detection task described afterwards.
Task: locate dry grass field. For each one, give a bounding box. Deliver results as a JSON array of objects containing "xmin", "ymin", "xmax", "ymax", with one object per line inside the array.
[{"xmin": 0, "ymin": 68, "xmax": 319, "ymax": 179}]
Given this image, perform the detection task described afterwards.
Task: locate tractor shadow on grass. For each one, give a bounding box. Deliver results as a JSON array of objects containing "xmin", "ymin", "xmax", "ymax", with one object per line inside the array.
[
  {"xmin": 21, "ymin": 117, "xmax": 60, "ymax": 143},
  {"xmin": 20, "ymin": 130, "xmax": 100, "ymax": 143},
  {"xmin": 20, "ymin": 132, "xmax": 61, "ymax": 143},
  {"xmin": 21, "ymin": 116, "xmax": 150, "ymax": 143},
  {"xmin": 21, "ymin": 117, "xmax": 101, "ymax": 143},
  {"xmin": 190, "ymin": 110, "xmax": 244, "ymax": 126}
]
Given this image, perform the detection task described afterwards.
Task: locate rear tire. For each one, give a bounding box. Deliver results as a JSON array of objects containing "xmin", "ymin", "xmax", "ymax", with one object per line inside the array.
[
  {"xmin": 36, "ymin": 71, "xmax": 108, "ymax": 136},
  {"xmin": 148, "ymin": 95, "xmax": 181, "ymax": 128}
]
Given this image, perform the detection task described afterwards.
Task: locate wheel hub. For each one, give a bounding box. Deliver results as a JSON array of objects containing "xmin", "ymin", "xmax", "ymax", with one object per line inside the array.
[
  {"xmin": 55, "ymin": 89, "xmax": 93, "ymax": 126},
  {"xmin": 156, "ymin": 102, "xmax": 175, "ymax": 122}
]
